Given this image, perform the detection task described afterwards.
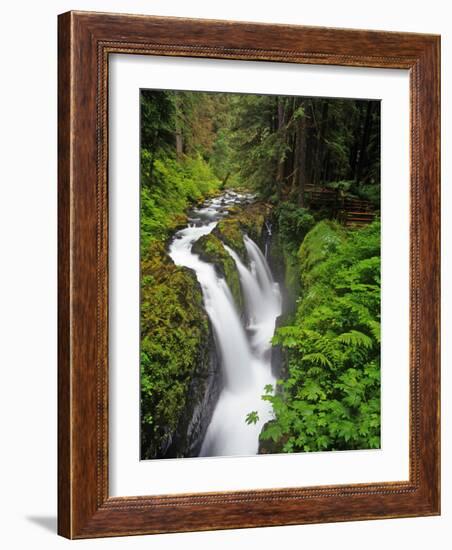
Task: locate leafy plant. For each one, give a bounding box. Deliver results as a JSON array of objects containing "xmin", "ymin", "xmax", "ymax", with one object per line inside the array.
[
  {"xmin": 246, "ymin": 411, "xmax": 260, "ymax": 425},
  {"xmin": 261, "ymin": 220, "xmax": 381, "ymax": 453}
]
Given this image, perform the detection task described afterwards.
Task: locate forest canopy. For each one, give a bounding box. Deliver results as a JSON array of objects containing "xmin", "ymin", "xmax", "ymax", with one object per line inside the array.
[{"xmin": 140, "ymin": 90, "xmax": 380, "ymax": 203}]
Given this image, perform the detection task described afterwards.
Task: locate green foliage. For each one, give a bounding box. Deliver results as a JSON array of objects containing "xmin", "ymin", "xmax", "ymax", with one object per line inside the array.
[
  {"xmin": 140, "ymin": 90, "xmax": 175, "ymax": 155},
  {"xmin": 230, "ymin": 94, "xmax": 282, "ymax": 197},
  {"xmin": 354, "ymin": 183, "xmax": 381, "ymax": 206},
  {"xmin": 141, "ymin": 90, "xmax": 381, "ymax": 203},
  {"xmin": 261, "ymin": 220, "xmax": 381, "ymax": 453},
  {"xmin": 326, "ymin": 180, "xmax": 354, "ymax": 193},
  {"xmin": 140, "ymin": 150, "xmax": 220, "ymax": 252},
  {"xmin": 272, "ymin": 203, "xmax": 316, "ymax": 296},
  {"xmin": 231, "ymin": 95, "xmax": 381, "ymax": 199},
  {"xmin": 246, "ymin": 411, "xmax": 260, "ymax": 425},
  {"xmin": 275, "ymin": 203, "xmax": 316, "ymax": 251}
]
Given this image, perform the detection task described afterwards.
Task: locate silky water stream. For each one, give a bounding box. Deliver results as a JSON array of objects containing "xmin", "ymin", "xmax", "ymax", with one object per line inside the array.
[{"xmin": 168, "ymin": 191, "xmax": 281, "ymax": 457}]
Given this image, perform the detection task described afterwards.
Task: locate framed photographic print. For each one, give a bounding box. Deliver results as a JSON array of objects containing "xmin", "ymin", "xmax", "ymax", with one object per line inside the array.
[{"xmin": 58, "ymin": 11, "xmax": 440, "ymax": 538}]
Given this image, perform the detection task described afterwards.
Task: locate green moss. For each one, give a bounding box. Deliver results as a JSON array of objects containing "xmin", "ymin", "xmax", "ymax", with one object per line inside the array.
[
  {"xmin": 283, "ymin": 253, "xmax": 300, "ymax": 299},
  {"xmin": 192, "ymin": 233, "xmax": 244, "ymax": 312},
  {"xmin": 298, "ymin": 220, "xmax": 346, "ymax": 277},
  {"xmin": 213, "ymin": 200, "xmax": 270, "ymax": 259},
  {"xmin": 270, "ymin": 203, "xmax": 316, "ymax": 300},
  {"xmin": 213, "ymin": 218, "xmax": 247, "ymax": 259},
  {"xmin": 234, "ymin": 202, "xmax": 269, "ymax": 241},
  {"xmin": 140, "ymin": 241, "xmax": 211, "ymax": 459}
]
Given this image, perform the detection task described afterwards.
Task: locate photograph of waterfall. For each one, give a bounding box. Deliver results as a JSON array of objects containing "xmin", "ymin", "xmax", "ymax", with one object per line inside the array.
[{"xmin": 139, "ymin": 89, "xmax": 381, "ymax": 460}]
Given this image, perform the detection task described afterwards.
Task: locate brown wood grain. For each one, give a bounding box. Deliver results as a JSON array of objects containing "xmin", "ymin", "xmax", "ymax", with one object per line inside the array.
[
  {"xmin": 58, "ymin": 10, "xmax": 440, "ymax": 539},
  {"xmin": 57, "ymin": 10, "xmax": 72, "ymax": 539}
]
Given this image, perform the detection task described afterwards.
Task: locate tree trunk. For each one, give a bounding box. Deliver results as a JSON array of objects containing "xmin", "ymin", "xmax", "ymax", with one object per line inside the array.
[
  {"xmin": 175, "ymin": 132, "xmax": 183, "ymax": 156},
  {"xmin": 351, "ymin": 102, "xmax": 366, "ymax": 182},
  {"xmin": 356, "ymin": 102, "xmax": 374, "ymax": 185},
  {"xmin": 292, "ymin": 122, "xmax": 300, "ymax": 195},
  {"xmin": 276, "ymin": 97, "xmax": 286, "ymax": 199},
  {"xmin": 316, "ymin": 100, "xmax": 329, "ymax": 187},
  {"xmin": 298, "ymin": 118, "xmax": 307, "ymax": 206},
  {"xmin": 296, "ymin": 100, "xmax": 307, "ymax": 207},
  {"xmin": 175, "ymin": 94, "xmax": 184, "ymax": 156},
  {"xmin": 221, "ymin": 171, "xmax": 231, "ymax": 189}
]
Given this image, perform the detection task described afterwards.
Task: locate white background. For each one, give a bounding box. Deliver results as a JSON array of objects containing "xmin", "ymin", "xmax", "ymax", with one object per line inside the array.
[
  {"xmin": 0, "ymin": 0, "xmax": 450, "ymax": 548},
  {"xmin": 109, "ymin": 56, "xmax": 409, "ymax": 496}
]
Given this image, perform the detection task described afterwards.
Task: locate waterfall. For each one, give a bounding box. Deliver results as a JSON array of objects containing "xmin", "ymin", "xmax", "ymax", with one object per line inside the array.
[
  {"xmin": 264, "ymin": 220, "xmax": 272, "ymax": 258},
  {"xmin": 244, "ymin": 235, "xmax": 275, "ymax": 296},
  {"xmin": 168, "ymin": 191, "xmax": 281, "ymax": 457},
  {"xmin": 169, "ymin": 223, "xmax": 253, "ymax": 393},
  {"xmin": 225, "ymin": 243, "xmax": 281, "ymax": 358},
  {"xmin": 223, "ymin": 245, "xmax": 267, "ymax": 327}
]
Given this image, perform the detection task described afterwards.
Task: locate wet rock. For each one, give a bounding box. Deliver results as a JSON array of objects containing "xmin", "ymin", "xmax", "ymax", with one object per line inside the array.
[
  {"xmin": 192, "ymin": 233, "xmax": 244, "ymax": 313},
  {"xmin": 270, "ymin": 314, "xmax": 289, "ymax": 379},
  {"xmin": 165, "ymin": 322, "xmax": 222, "ymax": 458}
]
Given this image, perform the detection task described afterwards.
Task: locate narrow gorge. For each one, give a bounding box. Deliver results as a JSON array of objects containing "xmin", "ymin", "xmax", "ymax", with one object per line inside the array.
[{"xmin": 169, "ymin": 191, "xmax": 282, "ymax": 457}]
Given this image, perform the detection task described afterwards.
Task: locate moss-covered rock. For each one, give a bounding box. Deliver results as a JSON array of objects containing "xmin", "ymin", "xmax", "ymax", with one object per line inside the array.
[
  {"xmin": 213, "ymin": 218, "xmax": 247, "ymax": 259},
  {"xmin": 192, "ymin": 233, "xmax": 244, "ymax": 312},
  {"xmin": 297, "ymin": 220, "xmax": 346, "ymax": 312},
  {"xmin": 140, "ymin": 241, "xmax": 220, "ymax": 459},
  {"xmin": 235, "ymin": 201, "xmax": 270, "ymax": 242},
  {"xmin": 213, "ymin": 200, "xmax": 271, "ymax": 259},
  {"xmin": 298, "ymin": 220, "xmax": 345, "ymax": 278}
]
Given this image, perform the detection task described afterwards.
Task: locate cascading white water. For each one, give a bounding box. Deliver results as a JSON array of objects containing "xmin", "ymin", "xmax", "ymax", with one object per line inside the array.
[
  {"xmin": 225, "ymin": 244, "xmax": 281, "ymax": 359},
  {"xmin": 244, "ymin": 236, "xmax": 275, "ymax": 296},
  {"xmin": 168, "ymin": 191, "xmax": 281, "ymax": 457},
  {"xmin": 169, "ymin": 222, "xmax": 252, "ymax": 393}
]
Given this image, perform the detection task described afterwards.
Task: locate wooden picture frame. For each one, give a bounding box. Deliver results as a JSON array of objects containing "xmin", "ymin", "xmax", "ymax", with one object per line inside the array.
[{"xmin": 58, "ymin": 10, "xmax": 440, "ymax": 539}]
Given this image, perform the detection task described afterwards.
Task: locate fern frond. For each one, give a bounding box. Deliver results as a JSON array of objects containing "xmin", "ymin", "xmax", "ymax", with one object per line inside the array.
[{"xmin": 336, "ymin": 330, "xmax": 373, "ymax": 349}]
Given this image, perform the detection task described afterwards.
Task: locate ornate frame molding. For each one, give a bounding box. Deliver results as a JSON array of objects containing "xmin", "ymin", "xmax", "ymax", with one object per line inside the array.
[{"xmin": 58, "ymin": 11, "xmax": 440, "ymax": 538}]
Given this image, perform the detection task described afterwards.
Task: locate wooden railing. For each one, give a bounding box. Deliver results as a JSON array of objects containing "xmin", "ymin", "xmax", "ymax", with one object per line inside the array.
[{"xmin": 304, "ymin": 184, "xmax": 376, "ymax": 227}]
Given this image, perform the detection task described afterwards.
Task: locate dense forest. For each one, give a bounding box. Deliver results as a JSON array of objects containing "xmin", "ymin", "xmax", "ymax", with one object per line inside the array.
[{"xmin": 140, "ymin": 89, "xmax": 381, "ymax": 459}]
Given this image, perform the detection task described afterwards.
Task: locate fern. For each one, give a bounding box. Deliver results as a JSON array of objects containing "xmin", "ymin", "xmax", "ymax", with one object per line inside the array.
[
  {"xmin": 262, "ymin": 220, "xmax": 381, "ymax": 453},
  {"xmin": 301, "ymin": 352, "xmax": 332, "ymax": 368},
  {"xmin": 336, "ymin": 330, "xmax": 373, "ymax": 349}
]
